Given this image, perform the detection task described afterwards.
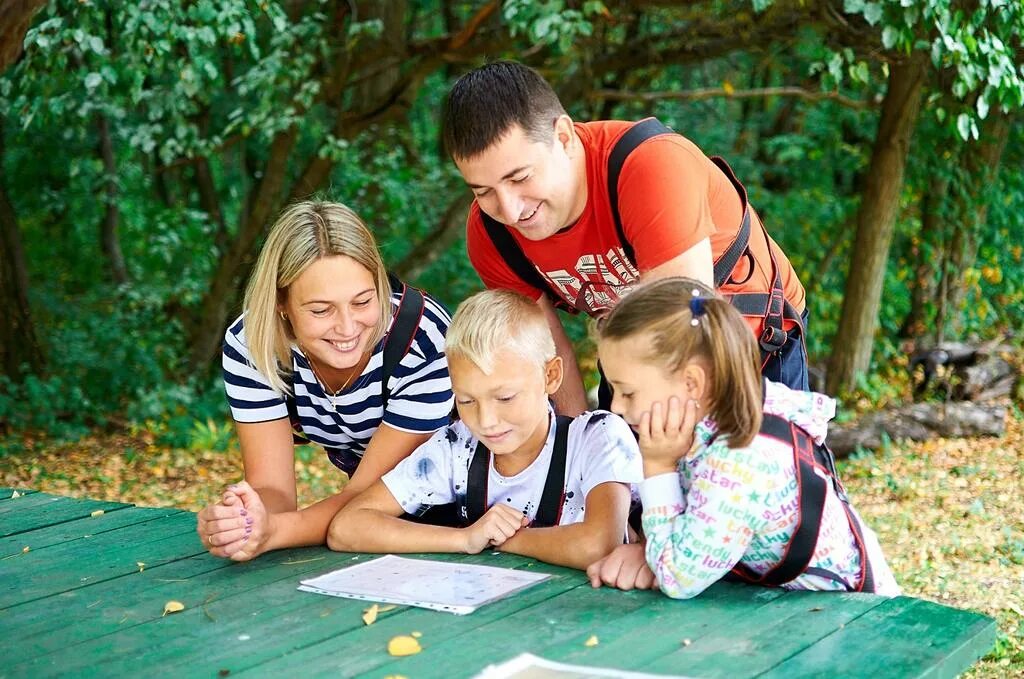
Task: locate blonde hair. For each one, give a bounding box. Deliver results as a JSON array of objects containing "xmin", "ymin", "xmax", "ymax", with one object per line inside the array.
[
  {"xmin": 445, "ymin": 289, "xmax": 556, "ymax": 374},
  {"xmin": 597, "ymin": 277, "xmax": 763, "ymax": 448},
  {"xmin": 243, "ymin": 201, "xmax": 392, "ymax": 394}
]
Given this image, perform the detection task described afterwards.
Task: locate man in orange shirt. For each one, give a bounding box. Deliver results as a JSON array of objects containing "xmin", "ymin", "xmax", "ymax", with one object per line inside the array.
[{"xmin": 442, "ymin": 61, "xmax": 808, "ymax": 416}]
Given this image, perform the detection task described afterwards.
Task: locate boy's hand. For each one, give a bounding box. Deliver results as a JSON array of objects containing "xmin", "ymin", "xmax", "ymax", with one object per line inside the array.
[
  {"xmin": 638, "ymin": 396, "xmax": 698, "ymax": 477},
  {"xmin": 462, "ymin": 503, "xmax": 529, "ymax": 554},
  {"xmin": 196, "ymin": 481, "xmax": 267, "ymax": 561},
  {"xmin": 586, "ymin": 543, "xmax": 658, "ymax": 591}
]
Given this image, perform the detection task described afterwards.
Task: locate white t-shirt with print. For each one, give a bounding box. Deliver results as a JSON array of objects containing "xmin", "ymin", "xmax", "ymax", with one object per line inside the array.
[{"xmin": 382, "ymin": 409, "xmax": 642, "ymax": 526}]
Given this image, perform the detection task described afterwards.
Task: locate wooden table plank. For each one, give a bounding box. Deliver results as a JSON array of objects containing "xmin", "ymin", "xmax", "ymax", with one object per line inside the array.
[
  {"xmin": 759, "ymin": 596, "xmax": 998, "ymax": 679},
  {"xmin": 0, "ymin": 488, "xmax": 37, "ymax": 501},
  {"xmin": 226, "ymin": 555, "xmax": 589, "ymax": 678},
  {"xmin": 368, "ymin": 570, "xmax": 675, "ymax": 679},
  {"xmin": 638, "ymin": 591, "xmax": 887, "ymax": 678},
  {"xmin": 0, "ymin": 492, "xmax": 64, "ymax": 517},
  {"xmin": 0, "ymin": 506, "xmax": 181, "ymax": 556},
  {"xmin": 517, "ymin": 583, "xmax": 786, "ymax": 672},
  {"xmin": 0, "ymin": 511, "xmax": 201, "ymax": 608},
  {"xmin": 0, "ymin": 507, "xmax": 180, "ymax": 557},
  {"xmin": 16, "ymin": 552, "xmax": 569, "ymax": 679},
  {"xmin": 0, "ymin": 495, "xmax": 133, "ymax": 538},
  {"xmin": 2, "ymin": 549, "xmax": 364, "ymax": 670},
  {"xmin": 9, "ymin": 553, "xmax": 431, "ymax": 678}
]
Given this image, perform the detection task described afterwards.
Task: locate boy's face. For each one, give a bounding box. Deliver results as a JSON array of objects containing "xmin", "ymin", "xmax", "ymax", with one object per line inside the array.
[
  {"xmin": 454, "ymin": 118, "xmax": 585, "ymax": 242},
  {"xmin": 598, "ymin": 333, "xmax": 696, "ymax": 431},
  {"xmin": 450, "ymin": 349, "xmax": 563, "ymax": 462}
]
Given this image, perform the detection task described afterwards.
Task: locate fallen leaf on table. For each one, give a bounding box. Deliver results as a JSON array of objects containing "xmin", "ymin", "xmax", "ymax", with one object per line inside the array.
[
  {"xmin": 162, "ymin": 600, "xmax": 185, "ymax": 616},
  {"xmin": 387, "ymin": 635, "xmax": 422, "ymax": 656},
  {"xmin": 584, "ymin": 635, "xmax": 599, "ymax": 647},
  {"xmin": 137, "ymin": 562, "xmax": 145, "ymax": 573},
  {"xmin": 362, "ymin": 604, "xmax": 379, "ymax": 626},
  {"xmin": 410, "ymin": 631, "xmax": 421, "ymax": 638},
  {"xmin": 682, "ymin": 638, "xmax": 692, "ymax": 647},
  {"xmin": 22, "ymin": 546, "xmax": 29, "ymax": 554},
  {"xmin": 90, "ymin": 510, "xmax": 104, "ymax": 517},
  {"xmin": 11, "ymin": 490, "xmax": 21, "ymax": 498}
]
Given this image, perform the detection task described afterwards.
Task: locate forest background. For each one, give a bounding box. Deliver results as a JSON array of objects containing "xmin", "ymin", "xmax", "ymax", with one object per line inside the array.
[{"xmin": 0, "ymin": 1, "xmax": 1022, "ymax": 675}]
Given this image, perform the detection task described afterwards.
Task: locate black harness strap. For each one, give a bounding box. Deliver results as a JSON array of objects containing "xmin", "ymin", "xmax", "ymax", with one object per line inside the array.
[
  {"xmin": 287, "ymin": 274, "xmax": 424, "ymax": 470},
  {"xmin": 604, "ymin": 118, "xmax": 801, "ymax": 358},
  {"xmin": 462, "ymin": 415, "xmax": 573, "ymax": 528},
  {"xmin": 728, "ymin": 409, "xmax": 876, "ymax": 593},
  {"xmin": 481, "ymin": 212, "xmax": 569, "ymax": 310},
  {"xmin": 382, "ymin": 274, "xmax": 426, "ymax": 406},
  {"xmin": 533, "ymin": 415, "xmax": 573, "ymax": 527}
]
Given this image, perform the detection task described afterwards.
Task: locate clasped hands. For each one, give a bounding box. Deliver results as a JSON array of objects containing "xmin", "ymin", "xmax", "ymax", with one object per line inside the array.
[{"xmin": 196, "ymin": 481, "xmax": 267, "ymax": 561}]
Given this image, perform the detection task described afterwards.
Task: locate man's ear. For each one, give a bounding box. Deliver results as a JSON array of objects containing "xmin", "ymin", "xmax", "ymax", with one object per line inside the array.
[
  {"xmin": 553, "ymin": 114, "xmax": 575, "ymax": 150},
  {"xmin": 544, "ymin": 356, "xmax": 564, "ymax": 395}
]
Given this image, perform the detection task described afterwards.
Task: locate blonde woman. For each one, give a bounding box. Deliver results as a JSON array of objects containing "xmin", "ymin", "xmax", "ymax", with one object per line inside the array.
[{"xmin": 197, "ymin": 201, "xmax": 454, "ymax": 561}]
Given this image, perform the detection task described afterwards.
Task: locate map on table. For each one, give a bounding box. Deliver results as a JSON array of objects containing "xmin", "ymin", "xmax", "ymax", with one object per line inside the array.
[
  {"xmin": 298, "ymin": 554, "xmax": 552, "ymax": 615},
  {"xmin": 474, "ymin": 653, "xmax": 695, "ymax": 679}
]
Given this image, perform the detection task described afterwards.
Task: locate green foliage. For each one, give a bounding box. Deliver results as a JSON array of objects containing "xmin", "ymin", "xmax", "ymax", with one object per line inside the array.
[
  {"xmin": 3, "ymin": 1, "xmax": 1023, "ymax": 442},
  {"xmin": 503, "ymin": 0, "xmax": 606, "ymax": 53}
]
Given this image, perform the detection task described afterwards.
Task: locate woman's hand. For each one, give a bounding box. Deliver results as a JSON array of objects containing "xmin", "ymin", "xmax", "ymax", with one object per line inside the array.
[
  {"xmin": 196, "ymin": 482, "xmax": 268, "ymax": 561},
  {"xmin": 638, "ymin": 396, "xmax": 699, "ymax": 477}
]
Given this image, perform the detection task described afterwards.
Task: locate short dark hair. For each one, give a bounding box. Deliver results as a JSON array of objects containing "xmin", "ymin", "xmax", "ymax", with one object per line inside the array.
[{"xmin": 442, "ymin": 61, "xmax": 567, "ymax": 160}]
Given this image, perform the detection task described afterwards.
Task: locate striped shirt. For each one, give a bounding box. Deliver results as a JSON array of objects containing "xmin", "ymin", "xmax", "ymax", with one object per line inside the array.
[{"xmin": 222, "ymin": 290, "xmax": 454, "ymax": 473}]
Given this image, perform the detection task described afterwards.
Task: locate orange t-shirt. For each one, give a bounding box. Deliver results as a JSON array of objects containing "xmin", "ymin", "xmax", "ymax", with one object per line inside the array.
[{"xmin": 466, "ymin": 120, "xmax": 806, "ymax": 332}]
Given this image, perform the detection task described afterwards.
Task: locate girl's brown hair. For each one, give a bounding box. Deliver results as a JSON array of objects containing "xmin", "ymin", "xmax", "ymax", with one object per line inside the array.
[{"xmin": 597, "ymin": 277, "xmax": 763, "ymax": 448}]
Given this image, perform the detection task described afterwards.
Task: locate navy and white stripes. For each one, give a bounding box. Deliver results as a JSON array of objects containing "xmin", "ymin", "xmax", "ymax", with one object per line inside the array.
[{"xmin": 222, "ymin": 291, "xmax": 454, "ymax": 468}]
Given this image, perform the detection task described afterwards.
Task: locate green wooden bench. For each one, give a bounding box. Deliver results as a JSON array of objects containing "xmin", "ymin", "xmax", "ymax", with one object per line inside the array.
[{"xmin": 0, "ymin": 489, "xmax": 996, "ymax": 678}]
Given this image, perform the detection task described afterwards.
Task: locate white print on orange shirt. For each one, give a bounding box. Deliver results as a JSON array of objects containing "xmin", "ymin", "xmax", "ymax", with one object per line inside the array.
[{"xmin": 542, "ymin": 247, "xmax": 640, "ymax": 314}]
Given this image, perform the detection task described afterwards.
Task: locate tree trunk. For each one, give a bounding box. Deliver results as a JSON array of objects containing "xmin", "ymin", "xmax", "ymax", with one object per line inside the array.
[
  {"xmin": 184, "ymin": 126, "xmax": 299, "ymax": 373},
  {"xmin": 0, "ymin": 122, "xmax": 45, "ymax": 379},
  {"xmin": 0, "ymin": 0, "xmax": 46, "ymax": 72},
  {"xmin": 393, "ymin": 192, "xmax": 472, "ymax": 281},
  {"xmin": 900, "ymin": 168, "xmax": 950, "ymax": 341},
  {"xmin": 826, "ymin": 55, "xmax": 928, "ymax": 395},
  {"xmin": 940, "ymin": 110, "xmax": 1012, "ymax": 333},
  {"xmin": 97, "ymin": 113, "xmax": 129, "ymax": 285}
]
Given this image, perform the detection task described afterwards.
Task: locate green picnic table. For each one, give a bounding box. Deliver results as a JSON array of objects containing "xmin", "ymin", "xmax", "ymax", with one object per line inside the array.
[{"xmin": 0, "ymin": 489, "xmax": 996, "ymax": 678}]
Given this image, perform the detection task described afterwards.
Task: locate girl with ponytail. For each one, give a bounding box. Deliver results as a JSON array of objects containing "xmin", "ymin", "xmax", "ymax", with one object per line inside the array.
[{"xmin": 587, "ymin": 277, "xmax": 898, "ymax": 599}]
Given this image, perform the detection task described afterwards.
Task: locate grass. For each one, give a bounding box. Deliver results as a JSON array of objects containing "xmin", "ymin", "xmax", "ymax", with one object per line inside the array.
[{"xmin": 2, "ymin": 415, "xmax": 1022, "ymax": 677}]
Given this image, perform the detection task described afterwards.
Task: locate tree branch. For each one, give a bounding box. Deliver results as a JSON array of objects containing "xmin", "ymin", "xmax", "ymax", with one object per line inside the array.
[{"xmin": 590, "ymin": 86, "xmax": 871, "ymax": 109}]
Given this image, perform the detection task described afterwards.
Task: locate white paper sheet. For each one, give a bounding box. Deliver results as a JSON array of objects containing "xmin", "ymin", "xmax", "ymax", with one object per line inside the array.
[
  {"xmin": 297, "ymin": 555, "xmax": 551, "ymax": 615},
  {"xmin": 474, "ymin": 653, "xmax": 696, "ymax": 679}
]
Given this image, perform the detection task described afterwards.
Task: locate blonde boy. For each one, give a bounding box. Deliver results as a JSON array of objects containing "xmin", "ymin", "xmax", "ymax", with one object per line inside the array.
[{"xmin": 327, "ymin": 289, "xmax": 642, "ymax": 569}]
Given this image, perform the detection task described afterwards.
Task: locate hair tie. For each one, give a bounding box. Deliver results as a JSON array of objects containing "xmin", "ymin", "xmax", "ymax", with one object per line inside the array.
[{"xmin": 689, "ymin": 289, "xmax": 707, "ymax": 326}]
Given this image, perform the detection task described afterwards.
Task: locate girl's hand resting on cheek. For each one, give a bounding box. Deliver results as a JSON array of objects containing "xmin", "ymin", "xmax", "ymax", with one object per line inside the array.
[{"xmin": 638, "ymin": 396, "xmax": 699, "ymax": 477}]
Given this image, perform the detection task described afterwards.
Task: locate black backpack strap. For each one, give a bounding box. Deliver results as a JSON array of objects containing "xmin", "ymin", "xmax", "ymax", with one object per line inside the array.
[
  {"xmin": 707, "ymin": 156, "xmax": 752, "ymax": 288},
  {"xmin": 607, "ymin": 118, "xmax": 674, "ymax": 264},
  {"xmin": 708, "ymin": 156, "xmax": 798, "ymax": 356},
  {"xmin": 532, "ymin": 415, "xmax": 573, "ymax": 528},
  {"xmin": 738, "ymin": 414, "xmax": 828, "ymax": 586},
  {"xmin": 463, "ymin": 441, "xmax": 490, "ymax": 526},
  {"xmin": 480, "ymin": 212, "xmax": 569, "ymax": 310},
  {"xmin": 381, "ymin": 274, "xmax": 425, "ymax": 409},
  {"xmin": 462, "ymin": 415, "xmax": 572, "ymax": 529},
  {"xmin": 730, "ymin": 409, "xmax": 876, "ymax": 592}
]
